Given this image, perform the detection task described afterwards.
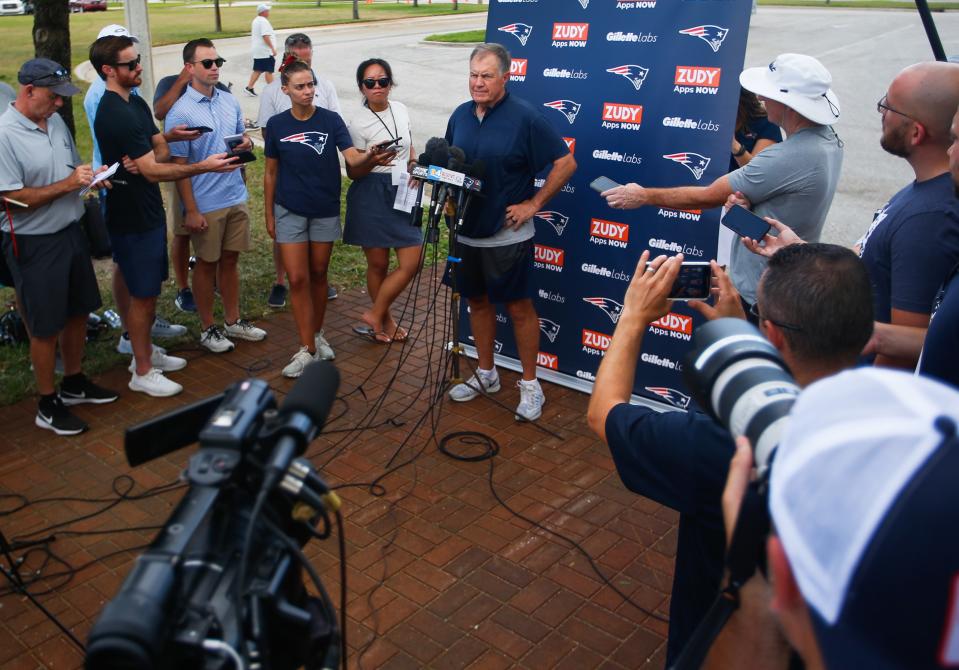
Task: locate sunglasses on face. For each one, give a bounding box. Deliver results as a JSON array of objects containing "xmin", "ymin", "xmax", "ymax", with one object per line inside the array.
[
  {"xmin": 362, "ymin": 77, "xmax": 391, "ymax": 90},
  {"xmin": 192, "ymin": 57, "xmax": 226, "ymax": 69},
  {"xmin": 113, "ymin": 55, "xmax": 141, "ymax": 70}
]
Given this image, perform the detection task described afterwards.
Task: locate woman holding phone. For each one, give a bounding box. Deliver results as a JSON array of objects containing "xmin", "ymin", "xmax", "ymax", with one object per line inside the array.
[
  {"xmin": 343, "ymin": 58, "xmax": 420, "ymax": 344},
  {"xmin": 264, "ymin": 60, "xmax": 395, "ymax": 377}
]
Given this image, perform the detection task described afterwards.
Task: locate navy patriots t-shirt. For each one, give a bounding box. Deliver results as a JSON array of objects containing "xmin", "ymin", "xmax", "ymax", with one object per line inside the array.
[{"xmin": 264, "ymin": 106, "xmax": 353, "ymax": 218}]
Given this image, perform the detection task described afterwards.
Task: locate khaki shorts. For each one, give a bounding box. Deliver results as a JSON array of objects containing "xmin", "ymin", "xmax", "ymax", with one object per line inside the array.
[
  {"xmin": 163, "ymin": 182, "xmax": 188, "ymax": 236},
  {"xmin": 191, "ymin": 204, "xmax": 251, "ymax": 263}
]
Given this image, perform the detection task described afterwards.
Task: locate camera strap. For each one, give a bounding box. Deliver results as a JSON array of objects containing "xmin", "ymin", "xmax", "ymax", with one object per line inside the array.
[{"xmin": 668, "ymin": 480, "xmax": 770, "ymax": 670}]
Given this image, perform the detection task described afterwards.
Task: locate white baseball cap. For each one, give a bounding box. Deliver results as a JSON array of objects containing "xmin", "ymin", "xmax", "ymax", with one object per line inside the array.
[
  {"xmin": 256, "ymin": 3, "xmax": 270, "ymax": 12},
  {"xmin": 740, "ymin": 53, "xmax": 840, "ymax": 125},
  {"xmin": 96, "ymin": 24, "xmax": 139, "ymax": 42}
]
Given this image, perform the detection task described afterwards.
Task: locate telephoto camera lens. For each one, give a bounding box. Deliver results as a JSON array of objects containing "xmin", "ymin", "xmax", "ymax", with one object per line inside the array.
[{"xmin": 684, "ymin": 318, "xmax": 800, "ymax": 473}]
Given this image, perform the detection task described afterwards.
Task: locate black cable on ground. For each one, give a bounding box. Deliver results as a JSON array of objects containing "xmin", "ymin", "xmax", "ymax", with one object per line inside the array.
[{"xmin": 438, "ymin": 430, "xmax": 670, "ymax": 625}]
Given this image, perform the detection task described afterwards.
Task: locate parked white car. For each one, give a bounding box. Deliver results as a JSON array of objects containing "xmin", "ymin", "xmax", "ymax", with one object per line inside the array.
[{"xmin": 0, "ymin": 0, "xmax": 27, "ymax": 15}]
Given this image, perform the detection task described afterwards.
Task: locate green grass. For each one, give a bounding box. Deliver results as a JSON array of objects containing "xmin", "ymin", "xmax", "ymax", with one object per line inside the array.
[
  {"xmin": 424, "ymin": 28, "xmax": 485, "ymax": 43},
  {"xmin": 0, "ymin": 4, "xmax": 468, "ymax": 405}
]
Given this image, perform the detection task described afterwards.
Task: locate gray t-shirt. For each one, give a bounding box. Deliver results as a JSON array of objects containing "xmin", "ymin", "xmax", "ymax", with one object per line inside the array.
[
  {"xmin": 727, "ymin": 125, "xmax": 843, "ymax": 303},
  {"xmin": 0, "ymin": 105, "xmax": 83, "ymax": 235}
]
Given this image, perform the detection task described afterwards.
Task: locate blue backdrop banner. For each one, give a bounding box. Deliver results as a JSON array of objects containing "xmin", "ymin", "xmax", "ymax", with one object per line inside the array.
[{"xmin": 459, "ymin": 0, "xmax": 754, "ymax": 410}]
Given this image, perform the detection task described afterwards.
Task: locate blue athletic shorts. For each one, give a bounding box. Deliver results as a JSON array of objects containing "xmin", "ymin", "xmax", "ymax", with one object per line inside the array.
[{"xmin": 111, "ymin": 226, "xmax": 169, "ymax": 299}]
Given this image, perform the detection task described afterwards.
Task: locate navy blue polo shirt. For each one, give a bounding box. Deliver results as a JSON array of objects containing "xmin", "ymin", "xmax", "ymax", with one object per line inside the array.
[
  {"xmin": 919, "ymin": 262, "xmax": 959, "ymax": 389},
  {"xmin": 445, "ymin": 92, "xmax": 569, "ymax": 239},
  {"xmin": 605, "ymin": 403, "xmax": 734, "ymax": 665}
]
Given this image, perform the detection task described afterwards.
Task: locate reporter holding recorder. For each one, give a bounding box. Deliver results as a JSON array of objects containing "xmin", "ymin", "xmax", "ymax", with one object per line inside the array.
[
  {"xmin": 264, "ymin": 60, "xmax": 395, "ymax": 378},
  {"xmin": 343, "ymin": 58, "xmax": 420, "ymax": 344}
]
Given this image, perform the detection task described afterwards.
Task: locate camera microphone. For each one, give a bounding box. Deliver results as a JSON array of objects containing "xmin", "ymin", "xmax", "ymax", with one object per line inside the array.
[{"xmin": 262, "ymin": 362, "xmax": 340, "ymax": 493}]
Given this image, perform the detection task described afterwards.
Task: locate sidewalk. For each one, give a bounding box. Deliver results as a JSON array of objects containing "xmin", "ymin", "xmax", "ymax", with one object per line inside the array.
[{"xmin": 0, "ymin": 279, "xmax": 674, "ymax": 669}]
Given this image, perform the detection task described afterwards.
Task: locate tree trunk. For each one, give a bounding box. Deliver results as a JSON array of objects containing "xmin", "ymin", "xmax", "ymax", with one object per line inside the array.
[
  {"xmin": 213, "ymin": 0, "xmax": 222, "ymax": 31},
  {"xmin": 352, "ymin": 0, "xmax": 358, "ymax": 19},
  {"xmin": 32, "ymin": 0, "xmax": 75, "ymax": 137},
  {"xmin": 453, "ymin": 0, "xmax": 458, "ymax": 9}
]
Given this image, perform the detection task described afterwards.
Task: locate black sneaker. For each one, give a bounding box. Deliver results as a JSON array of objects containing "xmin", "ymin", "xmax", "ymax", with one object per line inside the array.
[
  {"xmin": 327, "ymin": 285, "xmax": 338, "ymax": 300},
  {"xmin": 245, "ymin": 86, "xmax": 257, "ymax": 97},
  {"xmin": 36, "ymin": 397, "xmax": 88, "ymax": 436},
  {"xmin": 60, "ymin": 375, "xmax": 120, "ymax": 406},
  {"xmin": 267, "ymin": 283, "xmax": 287, "ymax": 308},
  {"xmin": 175, "ymin": 287, "xmax": 198, "ymax": 313}
]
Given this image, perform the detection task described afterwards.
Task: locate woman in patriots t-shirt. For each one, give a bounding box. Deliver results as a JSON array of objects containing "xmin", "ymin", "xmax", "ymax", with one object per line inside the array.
[{"xmin": 264, "ymin": 60, "xmax": 395, "ymax": 378}]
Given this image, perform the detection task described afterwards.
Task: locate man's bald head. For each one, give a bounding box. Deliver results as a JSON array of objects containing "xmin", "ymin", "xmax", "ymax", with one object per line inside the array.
[{"xmin": 889, "ymin": 61, "xmax": 959, "ymax": 146}]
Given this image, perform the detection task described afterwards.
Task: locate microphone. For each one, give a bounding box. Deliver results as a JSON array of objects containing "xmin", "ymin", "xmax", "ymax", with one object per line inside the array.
[
  {"xmin": 454, "ymin": 160, "xmax": 487, "ymax": 232},
  {"xmin": 431, "ymin": 146, "xmax": 465, "ymax": 223},
  {"xmin": 262, "ymin": 362, "xmax": 340, "ymax": 492},
  {"xmin": 408, "ymin": 151, "xmax": 432, "ymax": 227}
]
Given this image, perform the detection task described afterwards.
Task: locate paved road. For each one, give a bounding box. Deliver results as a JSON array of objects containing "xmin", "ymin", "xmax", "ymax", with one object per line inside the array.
[{"xmin": 141, "ymin": 7, "xmax": 959, "ymax": 246}]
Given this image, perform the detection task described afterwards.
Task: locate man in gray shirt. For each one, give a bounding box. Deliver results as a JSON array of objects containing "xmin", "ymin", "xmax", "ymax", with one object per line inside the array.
[
  {"xmin": 603, "ymin": 53, "xmax": 844, "ymax": 307},
  {"xmin": 0, "ymin": 59, "xmax": 118, "ymax": 436}
]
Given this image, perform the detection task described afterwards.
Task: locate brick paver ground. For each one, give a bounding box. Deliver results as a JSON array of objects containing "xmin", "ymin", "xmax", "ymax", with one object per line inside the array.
[{"xmin": 0, "ymin": 279, "xmax": 676, "ymax": 669}]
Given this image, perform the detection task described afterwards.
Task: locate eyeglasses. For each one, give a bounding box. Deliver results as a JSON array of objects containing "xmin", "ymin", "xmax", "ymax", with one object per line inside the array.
[
  {"xmin": 876, "ymin": 95, "xmax": 914, "ymax": 121},
  {"xmin": 26, "ymin": 69, "xmax": 70, "ymax": 86},
  {"xmin": 192, "ymin": 57, "xmax": 226, "ymax": 69},
  {"xmin": 749, "ymin": 302, "xmax": 803, "ymax": 332},
  {"xmin": 362, "ymin": 77, "xmax": 391, "ymax": 89},
  {"xmin": 113, "ymin": 55, "xmax": 141, "ymax": 70}
]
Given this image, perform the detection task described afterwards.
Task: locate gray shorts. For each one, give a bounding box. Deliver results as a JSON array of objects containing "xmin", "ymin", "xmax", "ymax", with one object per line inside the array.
[{"xmin": 275, "ymin": 203, "xmax": 341, "ymax": 244}]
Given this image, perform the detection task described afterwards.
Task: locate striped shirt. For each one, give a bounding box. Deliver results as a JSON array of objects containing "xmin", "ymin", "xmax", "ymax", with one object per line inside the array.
[{"xmin": 165, "ymin": 84, "xmax": 247, "ymax": 214}]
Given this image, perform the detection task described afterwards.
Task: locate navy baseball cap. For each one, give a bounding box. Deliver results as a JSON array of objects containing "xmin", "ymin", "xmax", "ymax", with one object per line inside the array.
[
  {"xmin": 770, "ymin": 368, "xmax": 959, "ymax": 668},
  {"xmin": 17, "ymin": 58, "xmax": 81, "ymax": 96}
]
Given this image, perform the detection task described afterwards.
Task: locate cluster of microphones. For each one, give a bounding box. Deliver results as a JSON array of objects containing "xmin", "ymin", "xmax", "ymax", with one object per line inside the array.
[{"xmin": 408, "ymin": 137, "xmax": 487, "ymax": 238}]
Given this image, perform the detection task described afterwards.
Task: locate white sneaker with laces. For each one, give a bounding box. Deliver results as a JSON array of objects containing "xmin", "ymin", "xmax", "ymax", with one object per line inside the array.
[
  {"xmin": 314, "ymin": 330, "xmax": 335, "ymax": 360},
  {"xmin": 449, "ymin": 369, "xmax": 501, "ymax": 402},
  {"xmin": 282, "ymin": 346, "xmax": 318, "ymax": 378},
  {"xmin": 200, "ymin": 325, "xmax": 235, "ymax": 353},
  {"xmin": 128, "ymin": 348, "xmax": 187, "ymax": 373},
  {"xmin": 129, "ymin": 368, "xmax": 183, "ymax": 397},
  {"xmin": 151, "ymin": 316, "xmax": 187, "ymax": 338},
  {"xmin": 515, "ymin": 379, "xmax": 545, "ymax": 421},
  {"xmin": 224, "ymin": 319, "xmax": 267, "ymax": 342}
]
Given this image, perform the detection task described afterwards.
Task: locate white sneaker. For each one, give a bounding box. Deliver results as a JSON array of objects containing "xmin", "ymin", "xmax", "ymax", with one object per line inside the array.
[
  {"xmin": 515, "ymin": 379, "xmax": 545, "ymax": 421},
  {"xmin": 224, "ymin": 319, "xmax": 267, "ymax": 342},
  {"xmin": 151, "ymin": 316, "xmax": 188, "ymax": 338},
  {"xmin": 200, "ymin": 325, "xmax": 235, "ymax": 353},
  {"xmin": 314, "ymin": 330, "xmax": 335, "ymax": 360},
  {"xmin": 129, "ymin": 368, "xmax": 183, "ymax": 397},
  {"xmin": 117, "ymin": 334, "xmax": 165, "ymax": 357},
  {"xmin": 128, "ymin": 348, "xmax": 187, "ymax": 373},
  {"xmin": 449, "ymin": 369, "xmax": 500, "ymax": 402},
  {"xmin": 282, "ymin": 346, "xmax": 318, "ymax": 378}
]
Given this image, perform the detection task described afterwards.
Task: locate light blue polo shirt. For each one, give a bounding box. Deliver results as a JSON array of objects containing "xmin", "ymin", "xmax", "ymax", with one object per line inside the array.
[{"xmin": 165, "ymin": 84, "xmax": 247, "ymax": 214}]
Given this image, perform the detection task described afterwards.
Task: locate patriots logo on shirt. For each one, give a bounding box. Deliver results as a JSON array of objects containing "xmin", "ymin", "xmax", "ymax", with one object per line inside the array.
[
  {"xmin": 498, "ymin": 23, "xmax": 533, "ymax": 47},
  {"xmin": 543, "ymin": 99, "xmax": 582, "ymax": 124},
  {"xmin": 678, "ymin": 25, "xmax": 730, "ymax": 53},
  {"xmin": 535, "ymin": 211, "xmax": 570, "ymax": 236},
  {"xmin": 606, "ymin": 65, "xmax": 650, "ymax": 91},
  {"xmin": 645, "ymin": 386, "xmax": 692, "ymax": 409},
  {"xmin": 539, "ymin": 318, "xmax": 561, "ymax": 343},
  {"xmin": 280, "ymin": 131, "xmax": 328, "ymax": 156},
  {"xmin": 583, "ymin": 297, "xmax": 624, "ymax": 324},
  {"xmin": 663, "ymin": 152, "xmax": 711, "ymax": 180}
]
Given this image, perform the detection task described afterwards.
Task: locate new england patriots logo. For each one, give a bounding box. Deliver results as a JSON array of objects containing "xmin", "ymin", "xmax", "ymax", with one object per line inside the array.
[
  {"xmin": 663, "ymin": 152, "xmax": 711, "ymax": 180},
  {"xmin": 498, "ymin": 23, "xmax": 533, "ymax": 47},
  {"xmin": 535, "ymin": 211, "xmax": 569, "ymax": 236},
  {"xmin": 543, "ymin": 99, "xmax": 581, "ymax": 124},
  {"xmin": 645, "ymin": 386, "xmax": 692, "ymax": 410},
  {"xmin": 577, "ymin": 0, "xmax": 590, "ymax": 7},
  {"xmin": 606, "ymin": 65, "xmax": 649, "ymax": 91},
  {"xmin": 678, "ymin": 25, "xmax": 729, "ymax": 53},
  {"xmin": 466, "ymin": 336, "xmax": 504, "ymax": 353},
  {"xmin": 281, "ymin": 131, "xmax": 328, "ymax": 157},
  {"xmin": 538, "ymin": 318, "xmax": 561, "ymax": 343},
  {"xmin": 583, "ymin": 297, "xmax": 624, "ymax": 324}
]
